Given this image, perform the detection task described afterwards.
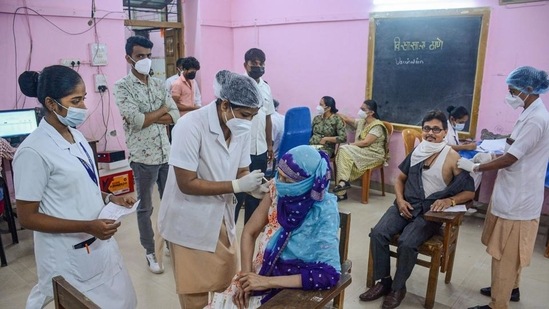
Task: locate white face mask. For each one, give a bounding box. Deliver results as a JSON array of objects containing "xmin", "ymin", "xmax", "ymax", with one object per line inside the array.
[
  {"xmin": 454, "ymin": 123, "xmax": 465, "ymax": 131},
  {"xmin": 505, "ymin": 93, "xmax": 525, "ymax": 110},
  {"xmin": 53, "ymin": 99, "xmax": 87, "ymax": 127},
  {"xmin": 316, "ymin": 105, "xmax": 326, "ymax": 115},
  {"xmin": 130, "ymin": 57, "xmax": 152, "ymax": 75},
  {"xmin": 225, "ymin": 106, "xmax": 252, "ymax": 137},
  {"xmin": 357, "ymin": 110, "xmax": 367, "ymax": 119}
]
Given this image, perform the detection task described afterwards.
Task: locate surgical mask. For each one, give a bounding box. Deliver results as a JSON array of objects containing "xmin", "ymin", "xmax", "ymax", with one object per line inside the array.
[
  {"xmin": 248, "ymin": 66, "xmax": 265, "ymax": 79},
  {"xmin": 505, "ymin": 93, "xmax": 525, "ymax": 110},
  {"xmin": 357, "ymin": 110, "xmax": 367, "ymax": 119},
  {"xmin": 185, "ymin": 71, "xmax": 196, "ymax": 80},
  {"xmin": 225, "ymin": 107, "xmax": 252, "ymax": 137},
  {"xmin": 316, "ymin": 105, "xmax": 326, "ymax": 115},
  {"xmin": 53, "ymin": 99, "xmax": 87, "ymax": 127},
  {"xmin": 130, "ymin": 57, "xmax": 152, "ymax": 75},
  {"xmin": 454, "ymin": 123, "xmax": 465, "ymax": 131}
]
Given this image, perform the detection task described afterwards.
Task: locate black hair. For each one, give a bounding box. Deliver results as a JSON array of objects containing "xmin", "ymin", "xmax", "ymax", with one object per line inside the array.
[
  {"xmin": 175, "ymin": 57, "xmax": 185, "ymax": 68},
  {"xmin": 422, "ymin": 110, "xmax": 448, "ymax": 130},
  {"xmin": 446, "ymin": 105, "xmax": 469, "ymax": 120},
  {"xmin": 273, "ymin": 99, "xmax": 280, "ymax": 110},
  {"xmin": 244, "ymin": 48, "xmax": 266, "ymax": 63},
  {"xmin": 181, "ymin": 57, "xmax": 200, "ymax": 70},
  {"xmin": 18, "ymin": 65, "xmax": 83, "ymax": 106},
  {"xmin": 125, "ymin": 36, "xmax": 153, "ymax": 56},
  {"xmin": 322, "ymin": 96, "xmax": 338, "ymax": 114},
  {"xmin": 215, "ymin": 98, "xmax": 247, "ymax": 110},
  {"xmin": 363, "ymin": 99, "xmax": 380, "ymax": 119}
]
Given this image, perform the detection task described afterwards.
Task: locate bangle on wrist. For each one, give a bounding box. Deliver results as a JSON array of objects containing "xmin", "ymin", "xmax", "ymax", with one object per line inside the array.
[{"xmin": 104, "ymin": 193, "xmax": 113, "ymax": 204}]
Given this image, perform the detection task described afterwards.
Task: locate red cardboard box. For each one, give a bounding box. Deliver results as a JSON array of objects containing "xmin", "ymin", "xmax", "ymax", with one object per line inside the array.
[{"xmin": 99, "ymin": 167, "xmax": 134, "ymax": 195}]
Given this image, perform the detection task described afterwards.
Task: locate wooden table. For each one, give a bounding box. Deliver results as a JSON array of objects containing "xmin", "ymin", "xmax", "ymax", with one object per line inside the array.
[{"xmin": 259, "ymin": 273, "xmax": 351, "ymax": 309}]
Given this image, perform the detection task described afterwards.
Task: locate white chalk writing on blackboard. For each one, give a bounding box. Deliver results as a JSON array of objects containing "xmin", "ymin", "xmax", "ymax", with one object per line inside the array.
[
  {"xmin": 395, "ymin": 57, "xmax": 425, "ymax": 65},
  {"xmin": 394, "ymin": 37, "xmax": 444, "ymax": 51}
]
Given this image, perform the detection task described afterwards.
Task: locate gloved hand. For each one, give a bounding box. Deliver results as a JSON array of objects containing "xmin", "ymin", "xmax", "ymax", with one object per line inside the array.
[
  {"xmin": 473, "ymin": 152, "xmax": 494, "ymax": 164},
  {"xmin": 457, "ymin": 158, "xmax": 478, "ymax": 172},
  {"xmin": 249, "ymin": 181, "xmax": 270, "ymax": 199},
  {"xmin": 232, "ymin": 170, "xmax": 264, "ymax": 193}
]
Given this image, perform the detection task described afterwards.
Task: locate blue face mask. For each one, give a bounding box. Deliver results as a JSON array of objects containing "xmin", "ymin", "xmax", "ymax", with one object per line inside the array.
[
  {"xmin": 274, "ymin": 171, "xmax": 314, "ymax": 198},
  {"xmin": 53, "ymin": 99, "xmax": 87, "ymax": 127}
]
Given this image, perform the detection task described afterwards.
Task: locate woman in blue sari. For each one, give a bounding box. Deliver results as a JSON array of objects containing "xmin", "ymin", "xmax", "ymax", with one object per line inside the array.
[{"xmin": 233, "ymin": 145, "xmax": 341, "ymax": 308}]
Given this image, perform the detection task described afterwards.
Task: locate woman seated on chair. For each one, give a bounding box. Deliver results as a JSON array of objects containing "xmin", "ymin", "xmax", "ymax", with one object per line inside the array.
[
  {"xmin": 309, "ymin": 96, "xmax": 347, "ymax": 157},
  {"xmin": 445, "ymin": 105, "xmax": 477, "ymax": 151},
  {"xmin": 229, "ymin": 145, "xmax": 341, "ymax": 309},
  {"xmin": 332, "ymin": 100, "xmax": 389, "ymax": 201}
]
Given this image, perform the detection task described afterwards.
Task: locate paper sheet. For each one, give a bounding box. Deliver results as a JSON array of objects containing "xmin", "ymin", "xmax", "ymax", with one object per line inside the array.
[
  {"xmin": 442, "ymin": 204, "xmax": 467, "ymax": 213},
  {"xmin": 476, "ymin": 138, "xmax": 507, "ymax": 153},
  {"xmin": 98, "ymin": 200, "xmax": 139, "ymax": 221}
]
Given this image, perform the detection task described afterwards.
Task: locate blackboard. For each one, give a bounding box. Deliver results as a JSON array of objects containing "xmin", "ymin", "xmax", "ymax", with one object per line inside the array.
[{"xmin": 366, "ymin": 8, "xmax": 490, "ymax": 138}]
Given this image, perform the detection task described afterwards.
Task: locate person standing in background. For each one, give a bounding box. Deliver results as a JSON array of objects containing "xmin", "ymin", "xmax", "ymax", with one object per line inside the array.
[
  {"xmin": 114, "ymin": 35, "xmax": 180, "ymax": 274},
  {"xmin": 15, "ymin": 65, "xmax": 136, "ymax": 308},
  {"xmin": 462, "ymin": 66, "xmax": 549, "ymax": 309},
  {"xmin": 266, "ymin": 99, "xmax": 285, "ymax": 177},
  {"xmin": 171, "ymin": 56, "xmax": 202, "ymax": 116},
  {"xmin": 235, "ymin": 48, "xmax": 276, "ymax": 224}
]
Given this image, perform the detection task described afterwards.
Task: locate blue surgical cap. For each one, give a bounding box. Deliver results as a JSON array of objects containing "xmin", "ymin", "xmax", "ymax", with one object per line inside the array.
[
  {"xmin": 506, "ymin": 66, "xmax": 549, "ymax": 94},
  {"xmin": 213, "ymin": 70, "xmax": 263, "ymax": 108}
]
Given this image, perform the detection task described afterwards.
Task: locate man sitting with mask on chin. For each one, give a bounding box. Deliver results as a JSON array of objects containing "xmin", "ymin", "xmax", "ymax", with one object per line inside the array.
[
  {"xmin": 158, "ymin": 70, "xmax": 269, "ymax": 309},
  {"xmin": 359, "ymin": 110, "xmax": 475, "ymax": 309}
]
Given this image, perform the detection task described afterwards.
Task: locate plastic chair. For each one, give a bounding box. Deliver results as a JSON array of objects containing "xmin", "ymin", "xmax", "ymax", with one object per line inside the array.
[
  {"xmin": 361, "ymin": 121, "xmax": 393, "ymax": 204},
  {"xmin": 402, "ymin": 128, "xmax": 422, "ymax": 156},
  {"xmin": 277, "ymin": 107, "xmax": 312, "ymax": 158}
]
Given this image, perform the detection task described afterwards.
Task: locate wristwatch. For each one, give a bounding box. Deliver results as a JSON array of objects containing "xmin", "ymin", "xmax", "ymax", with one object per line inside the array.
[
  {"xmin": 104, "ymin": 193, "xmax": 113, "ymax": 204},
  {"xmin": 449, "ymin": 198, "xmax": 456, "ymax": 207}
]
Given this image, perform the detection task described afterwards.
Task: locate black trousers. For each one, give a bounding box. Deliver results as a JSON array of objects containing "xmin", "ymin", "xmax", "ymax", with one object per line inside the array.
[
  {"xmin": 235, "ymin": 152, "xmax": 268, "ymax": 224},
  {"xmin": 370, "ymin": 205, "xmax": 441, "ymax": 291}
]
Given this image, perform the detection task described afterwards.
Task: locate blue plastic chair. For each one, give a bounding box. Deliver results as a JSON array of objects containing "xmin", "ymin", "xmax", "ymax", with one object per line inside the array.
[{"xmin": 277, "ymin": 107, "xmax": 312, "ymax": 159}]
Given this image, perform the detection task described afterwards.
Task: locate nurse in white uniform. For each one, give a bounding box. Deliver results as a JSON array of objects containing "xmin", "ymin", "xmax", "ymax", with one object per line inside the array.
[
  {"xmin": 445, "ymin": 105, "xmax": 476, "ymax": 151},
  {"xmin": 158, "ymin": 70, "xmax": 266, "ymax": 309},
  {"xmin": 14, "ymin": 65, "xmax": 137, "ymax": 309}
]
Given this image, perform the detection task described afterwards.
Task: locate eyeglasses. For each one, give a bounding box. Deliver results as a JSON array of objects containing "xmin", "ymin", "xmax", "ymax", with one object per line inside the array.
[{"xmin": 422, "ymin": 126, "xmax": 443, "ymax": 134}]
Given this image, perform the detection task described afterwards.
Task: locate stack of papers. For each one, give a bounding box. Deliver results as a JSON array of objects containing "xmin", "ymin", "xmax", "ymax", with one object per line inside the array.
[
  {"xmin": 442, "ymin": 204, "xmax": 468, "ymax": 212},
  {"xmin": 476, "ymin": 138, "xmax": 506, "ymax": 153},
  {"xmin": 98, "ymin": 200, "xmax": 139, "ymax": 221}
]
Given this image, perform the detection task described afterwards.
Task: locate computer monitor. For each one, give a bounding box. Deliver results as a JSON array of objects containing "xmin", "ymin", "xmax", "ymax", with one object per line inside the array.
[{"xmin": 0, "ymin": 108, "xmax": 42, "ymax": 146}]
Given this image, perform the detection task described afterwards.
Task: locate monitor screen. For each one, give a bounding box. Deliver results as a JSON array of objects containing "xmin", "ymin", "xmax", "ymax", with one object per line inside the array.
[{"xmin": 0, "ymin": 108, "xmax": 40, "ymax": 139}]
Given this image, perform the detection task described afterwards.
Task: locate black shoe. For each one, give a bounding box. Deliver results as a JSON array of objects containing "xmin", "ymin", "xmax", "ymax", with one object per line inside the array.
[
  {"xmin": 336, "ymin": 194, "xmax": 348, "ymax": 202},
  {"xmin": 333, "ymin": 181, "xmax": 351, "ymax": 193},
  {"xmin": 468, "ymin": 306, "xmax": 491, "ymax": 309},
  {"xmin": 480, "ymin": 286, "xmax": 520, "ymax": 302}
]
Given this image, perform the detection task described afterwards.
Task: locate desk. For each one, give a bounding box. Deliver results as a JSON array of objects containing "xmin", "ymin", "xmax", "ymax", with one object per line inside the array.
[{"xmin": 259, "ymin": 273, "xmax": 352, "ymax": 309}]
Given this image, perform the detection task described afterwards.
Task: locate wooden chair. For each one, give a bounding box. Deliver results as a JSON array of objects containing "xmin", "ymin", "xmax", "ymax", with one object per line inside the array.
[
  {"xmin": 260, "ymin": 211, "xmax": 352, "ymax": 309},
  {"xmin": 53, "ymin": 276, "xmax": 100, "ymax": 309},
  {"xmin": 361, "ymin": 121, "xmax": 394, "ymax": 204},
  {"xmin": 366, "ymin": 210, "xmax": 466, "ymax": 309},
  {"xmin": 402, "ymin": 128, "xmax": 422, "ymax": 156}
]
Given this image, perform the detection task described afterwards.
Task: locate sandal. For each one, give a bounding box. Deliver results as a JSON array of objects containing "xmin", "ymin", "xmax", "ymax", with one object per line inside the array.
[
  {"xmin": 337, "ymin": 194, "xmax": 348, "ymax": 202},
  {"xmin": 333, "ymin": 181, "xmax": 351, "ymax": 193}
]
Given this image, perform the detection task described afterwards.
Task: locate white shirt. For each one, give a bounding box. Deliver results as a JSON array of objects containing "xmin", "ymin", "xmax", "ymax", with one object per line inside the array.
[
  {"xmin": 249, "ymin": 77, "xmax": 275, "ymax": 155},
  {"xmin": 271, "ymin": 111, "xmax": 285, "ymax": 159},
  {"xmin": 13, "ymin": 120, "xmax": 126, "ymax": 299},
  {"xmin": 158, "ymin": 102, "xmax": 251, "ymax": 252},
  {"xmin": 165, "ymin": 73, "xmax": 202, "ymax": 106},
  {"xmin": 492, "ymin": 98, "xmax": 549, "ymax": 220},
  {"xmin": 445, "ymin": 120, "xmax": 459, "ymax": 146}
]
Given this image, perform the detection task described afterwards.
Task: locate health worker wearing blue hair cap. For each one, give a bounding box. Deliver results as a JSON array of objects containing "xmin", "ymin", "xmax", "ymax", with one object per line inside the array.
[
  {"xmin": 459, "ymin": 66, "xmax": 549, "ymax": 309},
  {"xmin": 158, "ymin": 70, "xmax": 268, "ymax": 309}
]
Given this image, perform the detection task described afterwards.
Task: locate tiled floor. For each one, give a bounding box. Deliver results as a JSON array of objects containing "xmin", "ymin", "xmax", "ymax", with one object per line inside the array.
[{"xmin": 1, "ymin": 187, "xmax": 548, "ymax": 308}]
